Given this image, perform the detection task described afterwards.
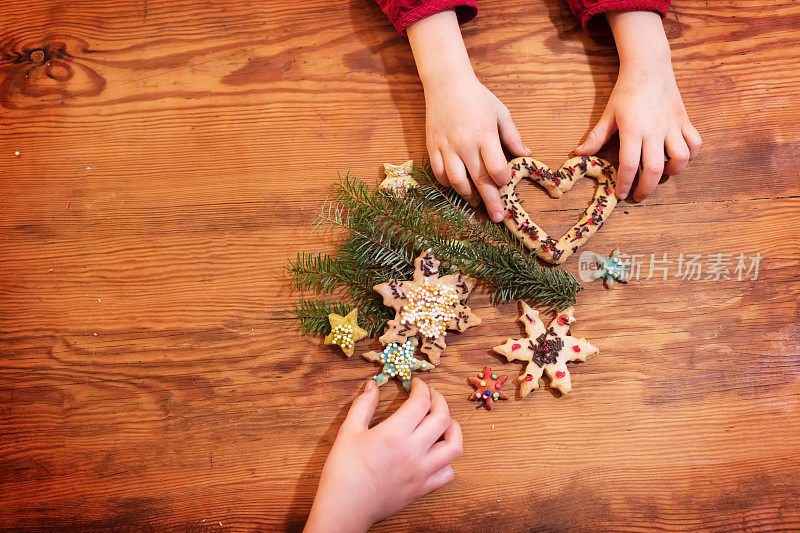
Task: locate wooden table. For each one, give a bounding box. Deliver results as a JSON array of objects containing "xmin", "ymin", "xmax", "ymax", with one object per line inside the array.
[{"xmin": 2, "ymin": 0, "xmax": 798, "ymax": 530}]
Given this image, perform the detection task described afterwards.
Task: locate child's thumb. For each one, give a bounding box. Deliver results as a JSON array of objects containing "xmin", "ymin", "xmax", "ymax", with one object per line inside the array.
[
  {"xmin": 497, "ymin": 111, "xmax": 531, "ymax": 157},
  {"xmin": 575, "ymin": 113, "xmax": 617, "ymax": 155},
  {"xmin": 342, "ymin": 379, "xmax": 378, "ymax": 432}
]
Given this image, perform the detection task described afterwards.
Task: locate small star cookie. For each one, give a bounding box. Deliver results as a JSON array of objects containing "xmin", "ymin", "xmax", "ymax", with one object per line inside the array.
[
  {"xmin": 374, "ymin": 250, "xmax": 481, "ymax": 366},
  {"xmin": 323, "ymin": 309, "xmax": 368, "ymax": 357},
  {"xmin": 590, "ymin": 247, "xmax": 629, "ymax": 288},
  {"xmin": 469, "ymin": 366, "xmax": 509, "ymax": 410},
  {"xmin": 379, "ymin": 160, "xmax": 418, "ymax": 196},
  {"xmin": 362, "ymin": 338, "xmax": 434, "ymax": 391},
  {"xmin": 492, "ymin": 302, "xmax": 598, "ymax": 396}
]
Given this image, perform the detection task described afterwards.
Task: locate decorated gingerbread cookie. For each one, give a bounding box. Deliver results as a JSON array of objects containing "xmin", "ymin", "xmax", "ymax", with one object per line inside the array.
[
  {"xmin": 588, "ymin": 247, "xmax": 629, "ymax": 288},
  {"xmin": 379, "ymin": 160, "xmax": 418, "ymax": 196},
  {"xmin": 469, "ymin": 366, "xmax": 509, "ymax": 410},
  {"xmin": 323, "ymin": 309, "xmax": 368, "ymax": 357},
  {"xmin": 492, "ymin": 302, "xmax": 598, "ymax": 396},
  {"xmin": 500, "ymin": 156, "xmax": 618, "ymax": 265},
  {"xmin": 374, "ymin": 250, "xmax": 480, "ymax": 366},
  {"xmin": 362, "ymin": 338, "xmax": 434, "ymax": 391}
]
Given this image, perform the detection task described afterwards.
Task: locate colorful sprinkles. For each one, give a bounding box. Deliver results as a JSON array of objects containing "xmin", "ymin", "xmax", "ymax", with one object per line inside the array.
[
  {"xmin": 323, "ymin": 309, "xmax": 368, "ymax": 358},
  {"xmin": 469, "ymin": 366, "xmax": 509, "ymax": 410},
  {"xmin": 361, "ymin": 338, "xmax": 434, "ymax": 391},
  {"xmin": 374, "ymin": 250, "xmax": 480, "ymax": 366},
  {"xmin": 401, "ymin": 281, "xmax": 459, "ymax": 339}
]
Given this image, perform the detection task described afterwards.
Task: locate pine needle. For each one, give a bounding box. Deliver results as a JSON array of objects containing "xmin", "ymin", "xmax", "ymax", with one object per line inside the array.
[{"xmin": 287, "ymin": 164, "xmax": 582, "ymax": 337}]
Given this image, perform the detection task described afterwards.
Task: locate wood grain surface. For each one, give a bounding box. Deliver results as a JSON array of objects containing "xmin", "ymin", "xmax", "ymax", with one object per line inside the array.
[{"xmin": 1, "ymin": 0, "xmax": 799, "ymax": 530}]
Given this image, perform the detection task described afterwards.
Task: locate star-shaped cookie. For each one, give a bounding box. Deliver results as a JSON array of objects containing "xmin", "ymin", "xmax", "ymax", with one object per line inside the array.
[
  {"xmin": 379, "ymin": 160, "xmax": 418, "ymax": 196},
  {"xmin": 492, "ymin": 302, "xmax": 598, "ymax": 396},
  {"xmin": 362, "ymin": 338, "xmax": 434, "ymax": 391},
  {"xmin": 323, "ymin": 309, "xmax": 368, "ymax": 357},
  {"xmin": 469, "ymin": 366, "xmax": 509, "ymax": 410},
  {"xmin": 590, "ymin": 247, "xmax": 629, "ymax": 288},
  {"xmin": 374, "ymin": 250, "xmax": 480, "ymax": 366}
]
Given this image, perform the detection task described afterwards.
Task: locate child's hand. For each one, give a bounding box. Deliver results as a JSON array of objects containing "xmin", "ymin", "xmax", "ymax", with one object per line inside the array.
[
  {"xmin": 304, "ymin": 379, "xmax": 463, "ymax": 532},
  {"xmin": 424, "ymin": 73, "xmax": 531, "ymax": 221},
  {"xmin": 407, "ymin": 10, "xmax": 531, "ymax": 222},
  {"xmin": 574, "ymin": 11, "xmax": 702, "ymax": 202}
]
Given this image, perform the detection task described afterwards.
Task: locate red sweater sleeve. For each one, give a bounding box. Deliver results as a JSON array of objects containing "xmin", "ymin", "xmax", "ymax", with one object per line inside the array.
[
  {"xmin": 565, "ymin": 0, "xmax": 671, "ymax": 35},
  {"xmin": 373, "ymin": 0, "xmax": 478, "ymax": 35}
]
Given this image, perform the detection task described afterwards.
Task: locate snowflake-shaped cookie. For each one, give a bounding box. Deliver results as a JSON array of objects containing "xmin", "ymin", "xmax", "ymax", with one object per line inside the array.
[
  {"xmin": 362, "ymin": 338, "xmax": 434, "ymax": 391},
  {"xmin": 469, "ymin": 366, "xmax": 509, "ymax": 410},
  {"xmin": 492, "ymin": 302, "xmax": 598, "ymax": 396},
  {"xmin": 374, "ymin": 250, "xmax": 481, "ymax": 366}
]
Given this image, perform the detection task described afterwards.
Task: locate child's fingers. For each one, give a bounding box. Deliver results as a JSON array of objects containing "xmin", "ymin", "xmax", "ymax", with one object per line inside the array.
[
  {"xmin": 616, "ymin": 134, "xmax": 642, "ymax": 200},
  {"xmin": 385, "ymin": 378, "xmax": 431, "ymax": 431},
  {"xmin": 413, "ymin": 386, "xmax": 450, "ymax": 448},
  {"xmin": 428, "ymin": 148, "xmax": 449, "ymax": 187},
  {"xmin": 463, "ymin": 153, "xmax": 504, "ymax": 222},
  {"xmin": 421, "ymin": 465, "xmax": 455, "ymax": 495},
  {"xmin": 682, "ymin": 122, "xmax": 703, "ymax": 160},
  {"xmin": 445, "ymin": 153, "xmax": 479, "ymax": 207},
  {"xmin": 664, "ymin": 132, "xmax": 690, "ymax": 176},
  {"xmin": 496, "ymin": 107, "xmax": 530, "ymax": 157},
  {"xmin": 633, "ymin": 138, "xmax": 666, "ymax": 202},
  {"xmin": 575, "ymin": 111, "xmax": 617, "ymax": 156},
  {"xmin": 425, "ymin": 420, "xmax": 463, "ymax": 473},
  {"xmin": 341, "ymin": 379, "xmax": 379, "ymax": 433},
  {"xmin": 480, "ymin": 142, "xmax": 511, "ymax": 186}
]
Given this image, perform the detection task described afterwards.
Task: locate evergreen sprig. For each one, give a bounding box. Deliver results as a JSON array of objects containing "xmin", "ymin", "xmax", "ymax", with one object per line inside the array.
[
  {"xmin": 286, "ymin": 164, "xmax": 582, "ymax": 337},
  {"xmin": 292, "ymin": 298, "xmax": 393, "ymax": 337}
]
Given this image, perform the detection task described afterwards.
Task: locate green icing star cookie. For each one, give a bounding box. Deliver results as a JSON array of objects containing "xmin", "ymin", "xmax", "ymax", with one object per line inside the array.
[
  {"xmin": 590, "ymin": 247, "xmax": 629, "ymax": 288},
  {"xmin": 324, "ymin": 309, "xmax": 368, "ymax": 358},
  {"xmin": 362, "ymin": 338, "xmax": 434, "ymax": 391}
]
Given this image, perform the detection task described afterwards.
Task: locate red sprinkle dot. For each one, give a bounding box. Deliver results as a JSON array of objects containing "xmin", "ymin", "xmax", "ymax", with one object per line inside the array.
[
  {"xmin": 525, "ymin": 375, "xmax": 533, "ymax": 381},
  {"xmin": 572, "ymin": 345, "xmax": 581, "ymax": 352},
  {"xmin": 511, "ymin": 171, "xmax": 517, "ymax": 177},
  {"xmin": 557, "ymin": 315, "xmax": 569, "ymax": 326},
  {"xmin": 495, "ymin": 382, "xmax": 501, "ymax": 389},
  {"xmin": 555, "ymin": 371, "xmax": 565, "ymax": 378},
  {"xmin": 512, "ymin": 343, "xmax": 521, "ymax": 351}
]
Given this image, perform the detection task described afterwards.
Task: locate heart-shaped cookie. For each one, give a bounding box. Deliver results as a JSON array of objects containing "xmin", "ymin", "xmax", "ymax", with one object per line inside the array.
[{"xmin": 500, "ymin": 156, "xmax": 618, "ymax": 265}]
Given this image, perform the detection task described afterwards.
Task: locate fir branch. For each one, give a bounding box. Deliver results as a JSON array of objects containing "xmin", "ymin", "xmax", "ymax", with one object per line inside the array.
[
  {"xmin": 410, "ymin": 162, "xmax": 525, "ymax": 253},
  {"xmin": 315, "ymin": 199, "xmax": 414, "ymax": 275},
  {"xmin": 287, "ymin": 249, "xmax": 401, "ymax": 318},
  {"xmin": 287, "ymin": 252, "xmax": 355, "ymax": 294},
  {"xmin": 293, "ymin": 298, "xmax": 393, "ymax": 337},
  {"xmin": 293, "ymin": 298, "xmax": 353, "ymax": 336},
  {"xmin": 288, "ymin": 165, "xmax": 582, "ymax": 337}
]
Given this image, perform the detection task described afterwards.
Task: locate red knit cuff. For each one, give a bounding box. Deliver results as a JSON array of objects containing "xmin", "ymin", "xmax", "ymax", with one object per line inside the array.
[
  {"xmin": 394, "ymin": 1, "xmax": 479, "ymax": 35},
  {"xmin": 581, "ymin": 0, "xmax": 670, "ymax": 36}
]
